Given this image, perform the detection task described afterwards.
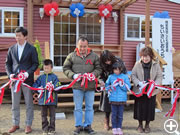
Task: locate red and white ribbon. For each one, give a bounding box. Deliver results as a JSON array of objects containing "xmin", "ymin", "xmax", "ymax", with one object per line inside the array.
[
  {"xmin": 13, "ymin": 72, "xmax": 27, "ymax": 93},
  {"xmin": 106, "ymin": 78, "xmax": 179, "ymax": 118},
  {"xmin": 45, "ymin": 82, "xmax": 54, "ymax": 104}
]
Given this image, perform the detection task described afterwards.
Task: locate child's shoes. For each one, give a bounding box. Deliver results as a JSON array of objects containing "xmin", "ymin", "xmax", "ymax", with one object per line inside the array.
[
  {"xmin": 42, "ymin": 130, "xmax": 48, "ymax": 135},
  {"xmin": 112, "ymin": 128, "xmax": 118, "ymax": 135},
  {"xmin": 117, "ymin": 128, "xmax": 123, "ymax": 135},
  {"xmin": 48, "ymin": 130, "xmax": 56, "ymax": 135}
]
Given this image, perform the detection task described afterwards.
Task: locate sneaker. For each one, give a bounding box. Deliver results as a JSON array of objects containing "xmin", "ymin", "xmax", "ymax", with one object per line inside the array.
[
  {"xmin": 48, "ymin": 130, "xmax": 56, "ymax": 135},
  {"xmin": 117, "ymin": 128, "xmax": 123, "ymax": 135},
  {"xmin": 112, "ymin": 128, "xmax": 118, "ymax": 135},
  {"xmin": 84, "ymin": 125, "xmax": 96, "ymax": 134},
  {"xmin": 43, "ymin": 130, "xmax": 48, "ymax": 135},
  {"xmin": 73, "ymin": 126, "xmax": 83, "ymax": 135}
]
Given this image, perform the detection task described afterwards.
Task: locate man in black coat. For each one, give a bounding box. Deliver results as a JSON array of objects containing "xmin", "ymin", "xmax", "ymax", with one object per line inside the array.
[{"xmin": 5, "ymin": 27, "xmax": 38, "ymax": 134}]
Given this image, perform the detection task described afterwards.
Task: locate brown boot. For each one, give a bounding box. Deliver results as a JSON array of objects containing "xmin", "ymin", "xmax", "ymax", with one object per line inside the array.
[
  {"xmin": 8, "ymin": 126, "xmax": 20, "ymax": 133},
  {"xmin": 104, "ymin": 117, "xmax": 110, "ymax": 130},
  {"xmin": 25, "ymin": 126, "xmax": 32, "ymax": 134}
]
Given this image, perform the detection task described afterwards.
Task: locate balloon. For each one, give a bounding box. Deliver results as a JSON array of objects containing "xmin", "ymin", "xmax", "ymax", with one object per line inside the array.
[
  {"xmin": 153, "ymin": 11, "xmax": 160, "ymax": 18},
  {"xmin": 79, "ymin": 10, "xmax": 84, "ymax": 17},
  {"xmin": 162, "ymin": 11, "xmax": 170, "ymax": 18},
  {"xmin": 69, "ymin": 3, "xmax": 85, "ymax": 17},
  {"xmin": 44, "ymin": 3, "xmax": 52, "ymax": 16},
  {"xmin": 98, "ymin": 5, "xmax": 105, "ymax": 11},
  {"xmin": 106, "ymin": 4, "xmax": 112, "ymax": 11},
  {"xmin": 54, "ymin": 9, "xmax": 59, "ymax": 16},
  {"xmin": 70, "ymin": 11, "xmax": 77, "ymax": 18},
  {"xmin": 70, "ymin": 3, "xmax": 76, "ymax": 11},
  {"xmin": 51, "ymin": 2, "xmax": 58, "ymax": 10},
  {"xmin": 76, "ymin": 3, "xmax": 84, "ymax": 10}
]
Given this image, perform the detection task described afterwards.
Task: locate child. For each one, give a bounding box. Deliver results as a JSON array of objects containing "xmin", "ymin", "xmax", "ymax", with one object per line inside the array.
[
  {"xmin": 105, "ymin": 62, "xmax": 131, "ymax": 135},
  {"xmin": 33, "ymin": 59, "xmax": 60, "ymax": 135}
]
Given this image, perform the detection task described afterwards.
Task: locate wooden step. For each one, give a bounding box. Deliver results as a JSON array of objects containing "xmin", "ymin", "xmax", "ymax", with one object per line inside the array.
[
  {"xmin": 58, "ymin": 92, "xmax": 101, "ymax": 98},
  {"xmin": 58, "ymin": 92, "xmax": 132, "ymax": 98},
  {"xmin": 57, "ymin": 100, "xmax": 134, "ymax": 107},
  {"xmin": 57, "ymin": 101, "xmax": 100, "ymax": 107}
]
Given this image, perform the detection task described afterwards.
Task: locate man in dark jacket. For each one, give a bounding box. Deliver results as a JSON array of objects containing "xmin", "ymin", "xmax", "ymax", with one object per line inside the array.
[
  {"xmin": 5, "ymin": 27, "xmax": 38, "ymax": 134},
  {"xmin": 63, "ymin": 36, "xmax": 101, "ymax": 135}
]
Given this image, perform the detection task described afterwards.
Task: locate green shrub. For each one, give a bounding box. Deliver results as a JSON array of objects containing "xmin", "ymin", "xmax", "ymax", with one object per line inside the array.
[{"xmin": 34, "ymin": 39, "xmax": 43, "ymax": 69}]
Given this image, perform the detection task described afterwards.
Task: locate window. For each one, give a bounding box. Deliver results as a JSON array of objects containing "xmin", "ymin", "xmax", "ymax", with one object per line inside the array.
[
  {"xmin": 53, "ymin": 11, "xmax": 101, "ymax": 67},
  {"xmin": 0, "ymin": 7, "xmax": 23, "ymax": 37},
  {"xmin": 125, "ymin": 14, "xmax": 152, "ymax": 41},
  {"xmin": 79, "ymin": 15, "xmax": 101, "ymax": 44}
]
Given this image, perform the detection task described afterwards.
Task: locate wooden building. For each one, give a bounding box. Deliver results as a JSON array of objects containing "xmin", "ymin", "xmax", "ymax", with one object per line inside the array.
[
  {"xmin": 0, "ymin": 0, "xmax": 180, "ymax": 72},
  {"xmin": 0, "ymin": 0, "xmax": 180, "ymax": 106}
]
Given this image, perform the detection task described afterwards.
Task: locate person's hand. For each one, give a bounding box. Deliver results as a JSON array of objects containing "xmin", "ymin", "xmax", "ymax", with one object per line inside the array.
[
  {"xmin": 73, "ymin": 73, "xmax": 81, "ymax": 81},
  {"xmin": 138, "ymin": 81, "xmax": 144, "ymax": 87},
  {"xmin": 100, "ymin": 81, "xmax": 105, "ymax": 87},
  {"xmin": 10, "ymin": 74, "xmax": 15, "ymax": 80},
  {"xmin": 23, "ymin": 72, "xmax": 29, "ymax": 78}
]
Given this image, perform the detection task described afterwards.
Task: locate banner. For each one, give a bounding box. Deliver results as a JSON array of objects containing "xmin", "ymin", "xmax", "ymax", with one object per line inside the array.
[{"xmin": 152, "ymin": 18, "xmax": 173, "ymax": 85}]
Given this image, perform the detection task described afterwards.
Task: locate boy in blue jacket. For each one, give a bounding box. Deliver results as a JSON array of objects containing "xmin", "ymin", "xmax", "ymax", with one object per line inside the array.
[
  {"xmin": 33, "ymin": 59, "xmax": 60, "ymax": 135},
  {"xmin": 105, "ymin": 62, "xmax": 131, "ymax": 135}
]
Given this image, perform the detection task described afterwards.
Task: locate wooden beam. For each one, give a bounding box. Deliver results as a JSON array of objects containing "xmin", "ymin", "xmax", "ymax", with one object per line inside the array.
[
  {"xmin": 119, "ymin": 7, "xmax": 124, "ymax": 58},
  {"xmin": 124, "ymin": 0, "xmax": 136, "ymax": 8},
  {"xmin": 112, "ymin": 0, "xmax": 122, "ymax": 7},
  {"xmin": 119, "ymin": 0, "xmax": 131, "ymax": 7},
  {"xmin": 85, "ymin": 0, "xmax": 92, "ymax": 5},
  {"xmin": 104, "ymin": 0, "xmax": 112, "ymax": 5},
  {"xmin": 145, "ymin": 0, "xmax": 150, "ymax": 46},
  {"xmin": 27, "ymin": 0, "xmax": 33, "ymax": 43},
  {"xmin": 45, "ymin": 42, "xmax": 50, "ymax": 59},
  {"xmin": 33, "ymin": 1, "xmax": 121, "ymax": 9},
  {"xmin": 95, "ymin": 0, "xmax": 102, "ymax": 6},
  {"xmin": 32, "ymin": 0, "xmax": 42, "ymax": 4},
  {"xmin": 69, "ymin": 0, "xmax": 72, "ymax": 4}
]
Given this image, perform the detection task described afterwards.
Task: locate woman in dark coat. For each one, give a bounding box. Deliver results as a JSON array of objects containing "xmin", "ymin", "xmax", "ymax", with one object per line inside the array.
[{"xmin": 99, "ymin": 50, "xmax": 127, "ymax": 130}]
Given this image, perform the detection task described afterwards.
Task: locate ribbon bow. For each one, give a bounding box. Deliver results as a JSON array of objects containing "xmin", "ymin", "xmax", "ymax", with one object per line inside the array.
[
  {"xmin": 13, "ymin": 72, "xmax": 27, "ymax": 93},
  {"xmin": 45, "ymin": 82, "xmax": 54, "ymax": 104},
  {"xmin": 81, "ymin": 73, "xmax": 98, "ymax": 90}
]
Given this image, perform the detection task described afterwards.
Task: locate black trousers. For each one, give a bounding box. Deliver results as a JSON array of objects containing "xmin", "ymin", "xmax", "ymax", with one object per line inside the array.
[{"xmin": 41, "ymin": 105, "xmax": 56, "ymax": 131}]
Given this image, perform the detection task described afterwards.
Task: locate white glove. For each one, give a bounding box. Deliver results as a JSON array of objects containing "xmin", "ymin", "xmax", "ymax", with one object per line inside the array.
[
  {"xmin": 73, "ymin": 73, "xmax": 81, "ymax": 81},
  {"xmin": 138, "ymin": 81, "xmax": 144, "ymax": 87},
  {"xmin": 10, "ymin": 74, "xmax": 15, "ymax": 80},
  {"xmin": 24, "ymin": 72, "xmax": 29, "ymax": 78},
  {"xmin": 99, "ymin": 80, "xmax": 105, "ymax": 87}
]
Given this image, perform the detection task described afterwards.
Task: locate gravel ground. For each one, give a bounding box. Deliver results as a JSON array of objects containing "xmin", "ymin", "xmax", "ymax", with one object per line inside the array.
[{"xmin": 0, "ymin": 102, "xmax": 179, "ymax": 135}]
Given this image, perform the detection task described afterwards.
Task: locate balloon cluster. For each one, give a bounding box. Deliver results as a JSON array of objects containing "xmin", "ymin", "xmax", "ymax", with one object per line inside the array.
[
  {"xmin": 98, "ymin": 4, "xmax": 112, "ymax": 18},
  {"xmin": 153, "ymin": 11, "xmax": 170, "ymax": 18},
  {"xmin": 44, "ymin": 2, "xmax": 59, "ymax": 16},
  {"xmin": 69, "ymin": 3, "xmax": 85, "ymax": 18}
]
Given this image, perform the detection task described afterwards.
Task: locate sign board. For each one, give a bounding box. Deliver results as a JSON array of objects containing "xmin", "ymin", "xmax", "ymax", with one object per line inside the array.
[{"xmin": 152, "ymin": 18, "xmax": 173, "ymax": 85}]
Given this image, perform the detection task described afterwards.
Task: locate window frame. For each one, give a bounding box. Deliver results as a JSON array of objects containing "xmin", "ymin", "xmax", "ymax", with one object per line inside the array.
[
  {"xmin": 124, "ymin": 14, "xmax": 152, "ymax": 41},
  {"xmin": 0, "ymin": 7, "xmax": 23, "ymax": 37},
  {"xmin": 51, "ymin": 8, "xmax": 103, "ymax": 71}
]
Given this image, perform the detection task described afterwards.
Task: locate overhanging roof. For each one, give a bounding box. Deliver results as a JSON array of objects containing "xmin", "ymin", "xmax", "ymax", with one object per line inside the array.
[{"xmin": 33, "ymin": 0, "xmax": 136, "ymax": 10}]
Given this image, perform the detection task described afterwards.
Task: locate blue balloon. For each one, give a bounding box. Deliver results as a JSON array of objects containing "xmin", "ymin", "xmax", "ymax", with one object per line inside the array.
[
  {"xmin": 79, "ymin": 10, "xmax": 84, "ymax": 17},
  {"xmin": 162, "ymin": 11, "xmax": 170, "ymax": 18},
  {"xmin": 70, "ymin": 11, "xmax": 77, "ymax": 18},
  {"xmin": 76, "ymin": 3, "xmax": 84, "ymax": 10},
  {"xmin": 153, "ymin": 11, "xmax": 161, "ymax": 18},
  {"xmin": 70, "ymin": 3, "xmax": 76, "ymax": 11}
]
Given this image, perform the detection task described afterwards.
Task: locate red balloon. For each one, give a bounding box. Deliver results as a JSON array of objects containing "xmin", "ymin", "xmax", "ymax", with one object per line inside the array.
[
  {"xmin": 98, "ymin": 5, "xmax": 105, "ymax": 11},
  {"xmin": 106, "ymin": 4, "xmax": 112, "ymax": 12},
  {"xmin": 54, "ymin": 9, "xmax": 59, "ymax": 16},
  {"xmin": 44, "ymin": 3, "xmax": 52, "ymax": 16},
  {"xmin": 99, "ymin": 12, "xmax": 104, "ymax": 17},
  {"xmin": 51, "ymin": 2, "xmax": 58, "ymax": 10}
]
